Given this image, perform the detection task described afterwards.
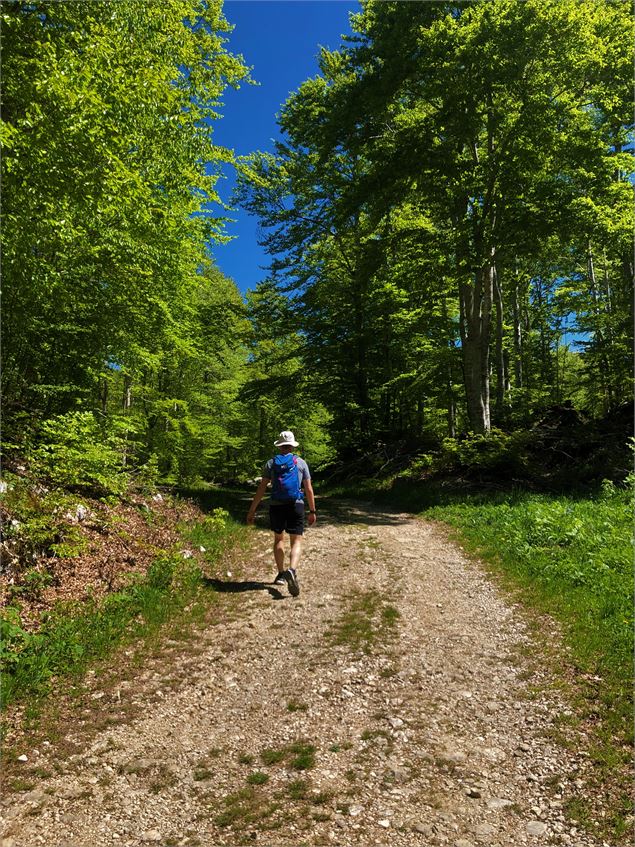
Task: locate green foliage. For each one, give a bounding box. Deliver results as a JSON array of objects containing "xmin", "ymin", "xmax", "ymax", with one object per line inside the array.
[
  {"xmin": 133, "ymin": 454, "xmax": 161, "ymax": 495},
  {"xmin": 146, "ymin": 556, "xmax": 176, "ymax": 591},
  {"xmin": 0, "ymin": 472, "xmax": 89, "ymax": 561},
  {"xmin": 436, "ymin": 429, "xmax": 530, "ymax": 475},
  {"xmin": 0, "ymin": 607, "xmax": 38, "ymax": 676},
  {"xmin": 1, "ymin": 0, "xmax": 253, "ymax": 484},
  {"xmin": 186, "ymin": 508, "xmax": 234, "ymax": 561},
  {"xmin": 31, "ymin": 412, "xmax": 128, "ymax": 494},
  {"xmin": 238, "ymin": 0, "xmax": 633, "ymax": 449},
  {"xmin": 7, "ymin": 566, "xmax": 54, "ymax": 602},
  {"xmin": 229, "ymin": 281, "xmax": 335, "ymax": 477},
  {"xmin": 402, "ymin": 454, "xmax": 434, "ymax": 479}
]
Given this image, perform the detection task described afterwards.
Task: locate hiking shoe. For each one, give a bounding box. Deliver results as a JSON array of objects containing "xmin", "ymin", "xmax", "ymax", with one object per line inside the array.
[
  {"xmin": 286, "ymin": 567, "xmax": 300, "ymax": 597},
  {"xmin": 273, "ymin": 571, "xmax": 287, "ymax": 585}
]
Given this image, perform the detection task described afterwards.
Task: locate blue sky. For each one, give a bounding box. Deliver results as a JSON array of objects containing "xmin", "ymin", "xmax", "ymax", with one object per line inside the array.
[{"xmin": 210, "ymin": 0, "xmax": 360, "ymax": 294}]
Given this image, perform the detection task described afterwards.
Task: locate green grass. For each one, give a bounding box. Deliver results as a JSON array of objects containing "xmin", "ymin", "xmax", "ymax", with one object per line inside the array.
[
  {"xmin": 260, "ymin": 747, "xmax": 287, "ymax": 766},
  {"xmin": 286, "ymin": 700, "xmax": 309, "ymax": 712},
  {"xmin": 259, "ymin": 741, "xmax": 317, "ymax": 771},
  {"xmin": 286, "ymin": 778, "xmax": 309, "ymax": 800},
  {"xmin": 288, "ymin": 742, "xmax": 316, "ymax": 771},
  {"xmin": 246, "ymin": 771, "xmax": 270, "ymax": 785},
  {"xmin": 0, "ymin": 508, "xmax": 247, "ymax": 710},
  {"xmin": 215, "ymin": 786, "xmax": 280, "ymax": 830},
  {"xmin": 424, "ymin": 488, "xmax": 633, "ymax": 686},
  {"xmin": 326, "ymin": 589, "xmax": 400, "ymax": 654}
]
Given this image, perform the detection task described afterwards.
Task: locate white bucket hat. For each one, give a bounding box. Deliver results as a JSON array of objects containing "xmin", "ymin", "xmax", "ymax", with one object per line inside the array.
[{"xmin": 274, "ymin": 430, "xmax": 299, "ymax": 447}]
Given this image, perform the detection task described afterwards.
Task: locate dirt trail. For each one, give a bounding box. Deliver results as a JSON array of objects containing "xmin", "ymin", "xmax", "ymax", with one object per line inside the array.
[{"xmin": 1, "ymin": 502, "xmax": 610, "ymax": 847}]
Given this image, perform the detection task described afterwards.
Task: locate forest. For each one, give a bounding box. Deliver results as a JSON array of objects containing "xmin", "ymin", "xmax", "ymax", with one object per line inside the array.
[
  {"xmin": 1, "ymin": 2, "xmax": 633, "ymax": 840},
  {"xmin": 2, "ymin": 0, "xmax": 632, "ymax": 485}
]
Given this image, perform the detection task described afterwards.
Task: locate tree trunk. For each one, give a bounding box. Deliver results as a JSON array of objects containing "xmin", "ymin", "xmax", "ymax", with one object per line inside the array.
[
  {"xmin": 459, "ymin": 250, "xmax": 494, "ymax": 434},
  {"xmin": 588, "ymin": 241, "xmax": 611, "ymax": 413},
  {"xmin": 100, "ymin": 378, "xmax": 108, "ymax": 416},
  {"xmin": 441, "ymin": 297, "xmax": 457, "ymax": 438},
  {"xmin": 122, "ymin": 375, "xmax": 132, "ymax": 411},
  {"xmin": 353, "ymin": 281, "xmax": 370, "ymax": 441},
  {"xmin": 493, "ymin": 264, "xmax": 507, "ymax": 417},
  {"xmin": 121, "ymin": 375, "xmax": 132, "ymax": 468},
  {"xmin": 511, "ymin": 270, "xmax": 523, "ymax": 388},
  {"xmin": 447, "ymin": 360, "xmax": 456, "ymax": 438},
  {"xmin": 416, "ymin": 398, "xmax": 424, "ymax": 437}
]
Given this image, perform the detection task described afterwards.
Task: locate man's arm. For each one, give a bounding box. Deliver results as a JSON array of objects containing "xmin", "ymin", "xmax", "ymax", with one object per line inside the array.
[
  {"xmin": 304, "ymin": 478, "xmax": 317, "ymax": 526},
  {"xmin": 247, "ymin": 477, "xmax": 270, "ymax": 525}
]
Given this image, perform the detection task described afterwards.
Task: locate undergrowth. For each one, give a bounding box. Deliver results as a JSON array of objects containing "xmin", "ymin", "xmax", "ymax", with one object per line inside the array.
[{"xmin": 0, "ymin": 508, "xmax": 247, "ymax": 711}]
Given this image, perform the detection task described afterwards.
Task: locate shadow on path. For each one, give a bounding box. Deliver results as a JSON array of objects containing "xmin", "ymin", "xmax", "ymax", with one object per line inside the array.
[
  {"xmin": 315, "ymin": 498, "xmax": 411, "ymax": 528},
  {"xmin": 202, "ymin": 576, "xmax": 286, "ymax": 601},
  {"xmin": 177, "ymin": 484, "xmax": 413, "ymax": 530}
]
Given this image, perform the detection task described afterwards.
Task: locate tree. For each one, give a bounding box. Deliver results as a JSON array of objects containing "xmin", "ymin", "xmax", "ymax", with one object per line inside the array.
[
  {"xmin": 1, "ymin": 0, "xmax": 248, "ymax": 441},
  {"xmin": 235, "ymin": 281, "xmax": 334, "ymax": 475},
  {"xmin": 275, "ymin": 0, "xmax": 633, "ymax": 433}
]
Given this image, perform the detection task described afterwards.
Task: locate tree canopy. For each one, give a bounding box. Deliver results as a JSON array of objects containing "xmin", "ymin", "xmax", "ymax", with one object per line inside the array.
[
  {"xmin": 238, "ymin": 0, "xmax": 633, "ymax": 450},
  {"xmin": 2, "ymin": 0, "xmax": 632, "ymax": 483}
]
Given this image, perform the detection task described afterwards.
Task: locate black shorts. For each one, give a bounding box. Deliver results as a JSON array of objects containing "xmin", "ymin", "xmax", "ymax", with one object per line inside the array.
[{"xmin": 269, "ymin": 502, "xmax": 305, "ymax": 535}]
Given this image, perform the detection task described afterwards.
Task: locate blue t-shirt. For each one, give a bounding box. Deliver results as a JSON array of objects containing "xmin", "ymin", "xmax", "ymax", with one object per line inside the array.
[{"xmin": 263, "ymin": 455, "xmax": 311, "ymax": 504}]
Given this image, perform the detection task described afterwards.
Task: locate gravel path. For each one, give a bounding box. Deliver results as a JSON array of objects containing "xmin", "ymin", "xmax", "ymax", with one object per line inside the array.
[{"xmin": 1, "ymin": 502, "xmax": 613, "ymax": 847}]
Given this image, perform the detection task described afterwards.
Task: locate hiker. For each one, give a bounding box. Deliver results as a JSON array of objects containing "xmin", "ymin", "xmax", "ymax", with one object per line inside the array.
[{"xmin": 246, "ymin": 430, "xmax": 317, "ymax": 597}]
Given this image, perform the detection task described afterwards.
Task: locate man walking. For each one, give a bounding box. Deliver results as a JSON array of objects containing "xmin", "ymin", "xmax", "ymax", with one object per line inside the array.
[{"xmin": 246, "ymin": 430, "xmax": 317, "ymax": 597}]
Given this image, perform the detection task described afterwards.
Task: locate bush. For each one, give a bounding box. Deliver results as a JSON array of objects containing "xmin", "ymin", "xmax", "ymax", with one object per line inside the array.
[
  {"xmin": 0, "ymin": 607, "xmax": 36, "ymax": 675},
  {"xmin": 146, "ymin": 555, "xmax": 176, "ymax": 590},
  {"xmin": 403, "ymin": 453, "xmax": 434, "ymax": 478},
  {"xmin": 31, "ymin": 411, "xmax": 129, "ymax": 495},
  {"xmin": 437, "ymin": 428, "xmax": 529, "ymax": 475},
  {"xmin": 0, "ymin": 475, "xmax": 87, "ymax": 568}
]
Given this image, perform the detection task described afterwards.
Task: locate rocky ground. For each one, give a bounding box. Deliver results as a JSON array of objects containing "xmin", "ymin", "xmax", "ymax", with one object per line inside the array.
[{"xmin": 0, "ymin": 501, "xmax": 617, "ymax": 847}]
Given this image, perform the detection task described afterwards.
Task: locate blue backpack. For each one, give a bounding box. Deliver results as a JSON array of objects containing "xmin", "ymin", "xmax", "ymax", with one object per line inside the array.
[{"xmin": 271, "ymin": 453, "xmax": 302, "ymax": 502}]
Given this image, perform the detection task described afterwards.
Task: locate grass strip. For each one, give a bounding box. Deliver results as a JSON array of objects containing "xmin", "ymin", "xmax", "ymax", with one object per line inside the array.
[
  {"xmin": 424, "ymin": 487, "xmax": 633, "ymax": 842},
  {"xmin": 326, "ymin": 588, "xmax": 400, "ymax": 654}
]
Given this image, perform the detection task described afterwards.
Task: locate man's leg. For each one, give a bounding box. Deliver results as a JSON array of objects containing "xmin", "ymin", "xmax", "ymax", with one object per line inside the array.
[
  {"xmin": 289, "ymin": 533, "xmax": 302, "ymax": 570},
  {"xmin": 269, "ymin": 505, "xmax": 287, "ymax": 583},
  {"xmin": 285, "ymin": 533, "xmax": 302, "ymax": 597},
  {"xmin": 273, "ymin": 532, "xmax": 286, "ymax": 573}
]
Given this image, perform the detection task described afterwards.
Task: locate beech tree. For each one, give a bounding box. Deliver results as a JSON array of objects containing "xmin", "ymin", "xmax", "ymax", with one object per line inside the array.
[
  {"xmin": 239, "ymin": 0, "xmax": 633, "ymax": 447},
  {"xmin": 1, "ymin": 0, "xmax": 247, "ymax": 435}
]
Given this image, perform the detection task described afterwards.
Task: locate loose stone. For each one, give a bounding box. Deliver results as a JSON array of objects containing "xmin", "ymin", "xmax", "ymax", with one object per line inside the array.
[
  {"xmin": 526, "ymin": 820, "xmax": 548, "ymax": 836},
  {"xmin": 140, "ymin": 831, "xmax": 162, "ymax": 843},
  {"xmin": 487, "ymin": 797, "xmax": 513, "ymax": 811},
  {"xmin": 474, "ymin": 823, "xmax": 496, "ymax": 837}
]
